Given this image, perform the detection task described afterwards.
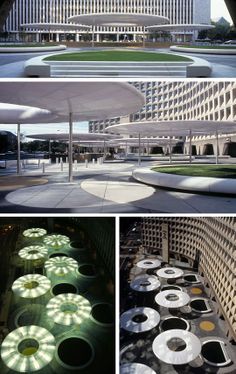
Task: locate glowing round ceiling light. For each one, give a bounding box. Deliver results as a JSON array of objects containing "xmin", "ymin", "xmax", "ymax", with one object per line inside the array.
[
  {"xmin": 0, "ymin": 325, "xmax": 55, "ymax": 372},
  {"xmin": 44, "ymin": 256, "xmax": 78, "ymax": 276},
  {"xmin": 23, "ymin": 228, "xmax": 47, "ymax": 238},
  {"xmin": 12, "ymin": 274, "xmax": 51, "ymax": 298},
  {"xmin": 18, "ymin": 245, "xmax": 48, "ymax": 260},
  {"xmin": 46, "ymin": 293, "xmax": 91, "ymax": 326},
  {"xmin": 43, "ymin": 234, "xmax": 70, "ymax": 248}
]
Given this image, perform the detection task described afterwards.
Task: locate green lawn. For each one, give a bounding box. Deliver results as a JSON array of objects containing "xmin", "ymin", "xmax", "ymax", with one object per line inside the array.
[
  {"xmin": 44, "ymin": 50, "xmax": 192, "ymax": 62},
  {"xmin": 179, "ymin": 45, "xmax": 236, "ymax": 49},
  {"xmin": 152, "ymin": 165, "xmax": 236, "ymax": 179}
]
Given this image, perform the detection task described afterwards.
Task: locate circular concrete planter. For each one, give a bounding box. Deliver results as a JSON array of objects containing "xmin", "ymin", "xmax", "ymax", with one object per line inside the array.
[
  {"xmin": 133, "ymin": 167, "xmax": 236, "ymax": 195},
  {"xmin": 56, "ymin": 336, "xmax": 95, "ymax": 370},
  {"xmin": 90, "ymin": 302, "xmax": 114, "ymax": 327},
  {"xmin": 170, "ymin": 45, "xmax": 236, "ymax": 55},
  {"xmin": 51, "ymin": 283, "xmax": 78, "ymax": 296},
  {"xmin": 160, "ymin": 316, "xmax": 190, "ymax": 332},
  {"xmin": 0, "ymin": 44, "xmax": 66, "ymax": 53}
]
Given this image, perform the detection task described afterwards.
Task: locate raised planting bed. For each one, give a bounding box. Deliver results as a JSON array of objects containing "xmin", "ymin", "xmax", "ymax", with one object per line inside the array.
[
  {"xmin": 44, "ymin": 50, "xmax": 192, "ymax": 62},
  {"xmin": 170, "ymin": 45, "xmax": 236, "ymax": 54},
  {"xmin": 152, "ymin": 165, "xmax": 236, "ymax": 178},
  {"xmin": 201, "ymin": 339, "xmax": 232, "ymax": 367}
]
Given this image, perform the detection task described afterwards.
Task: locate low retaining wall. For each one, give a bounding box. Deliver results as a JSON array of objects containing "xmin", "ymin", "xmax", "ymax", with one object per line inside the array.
[
  {"xmin": 132, "ymin": 167, "xmax": 236, "ymax": 194},
  {"xmin": 24, "ymin": 51, "xmax": 212, "ymax": 78},
  {"xmin": 170, "ymin": 45, "xmax": 236, "ymax": 55},
  {"xmin": 0, "ymin": 44, "xmax": 66, "ymax": 53}
]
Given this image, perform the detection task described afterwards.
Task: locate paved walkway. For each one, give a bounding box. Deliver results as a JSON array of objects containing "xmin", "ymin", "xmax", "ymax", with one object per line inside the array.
[{"xmin": 1, "ymin": 161, "xmax": 236, "ymax": 213}]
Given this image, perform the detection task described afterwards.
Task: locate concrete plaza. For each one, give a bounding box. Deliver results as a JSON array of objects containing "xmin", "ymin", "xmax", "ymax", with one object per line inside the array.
[
  {"xmin": 0, "ymin": 47, "xmax": 236, "ymax": 77},
  {"xmin": 1, "ymin": 160, "xmax": 236, "ymax": 213}
]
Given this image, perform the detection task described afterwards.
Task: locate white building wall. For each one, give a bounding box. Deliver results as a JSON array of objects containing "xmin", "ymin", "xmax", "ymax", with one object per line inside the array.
[
  {"xmin": 193, "ymin": 0, "xmax": 211, "ymax": 24},
  {"xmin": 4, "ymin": 0, "xmax": 210, "ymax": 36}
]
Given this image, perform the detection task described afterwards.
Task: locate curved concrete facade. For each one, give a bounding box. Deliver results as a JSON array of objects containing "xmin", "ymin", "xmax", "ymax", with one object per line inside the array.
[
  {"xmin": 141, "ymin": 217, "xmax": 236, "ymax": 341},
  {"xmin": 90, "ymin": 81, "xmax": 236, "ymax": 157}
]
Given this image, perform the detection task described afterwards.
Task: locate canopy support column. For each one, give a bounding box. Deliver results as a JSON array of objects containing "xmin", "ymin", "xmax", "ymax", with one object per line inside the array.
[
  {"xmin": 17, "ymin": 123, "xmax": 21, "ymax": 175},
  {"xmin": 169, "ymin": 136, "xmax": 172, "ymax": 164},
  {"xmin": 216, "ymin": 130, "xmax": 219, "ymax": 165},
  {"xmin": 48, "ymin": 138, "xmax": 51, "ymax": 162},
  {"xmin": 92, "ymin": 25, "xmax": 95, "ymax": 48},
  {"xmin": 138, "ymin": 133, "xmax": 141, "ymax": 166},
  {"xmin": 69, "ymin": 112, "xmax": 73, "ymax": 182},
  {"xmin": 142, "ymin": 26, "xmax": 146, "ymax": 48},
  {"xmin": 104, "ymin": 140, "xmax": 106, "ymax": 159},
  {"xmin": 189, "ymin": 129, "xmax": 192, "ymax": 164}
]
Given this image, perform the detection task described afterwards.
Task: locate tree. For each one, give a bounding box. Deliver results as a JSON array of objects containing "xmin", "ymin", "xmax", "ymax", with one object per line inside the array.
[{"xmin": 0, "ymin": 1, "xmax": 16, "ymax": 32}]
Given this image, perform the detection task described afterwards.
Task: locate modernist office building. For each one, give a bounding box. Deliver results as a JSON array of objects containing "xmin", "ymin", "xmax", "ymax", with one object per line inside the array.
[
  {"xmin": 141, "ymin": 217, "xmax": 236, "ymax": 342},
  {"xmin": 90, "ymin": 81, "xmax": 236, "ymax": 156},
  {"xmin": 5, "ymin": 0, "xmax": 210, "ymax": 41}
]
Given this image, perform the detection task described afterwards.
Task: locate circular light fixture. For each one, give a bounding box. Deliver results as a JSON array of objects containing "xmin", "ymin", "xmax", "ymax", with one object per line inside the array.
[
  {"xmin": 152, "ymin": 329, "xmax": 201, "ymax": 365},
  {"xmin": 12, "ymin": 274, "xmax": 51, "ymax": 298},
  {"xmin": 43, "ymin": 234, "xmax": 70, "ymax": 248},
  {"xmin": 46, "ymin": 293, "xmax": 91, "ymax": 326},
  {"xmin": 121, "ymin": 363, "xmax": 156, "ymax": 374},
  {"xmin": 130, "ymin": 274, "xmax": 161, "ymax": 292},
  {"xmin": 18, "ymin": 245, "xmax": 48, "ymax": 260},
  {"xmin": 155, "ymin": 290, "xmax": 190, "ymax": 308},
  {"xmin": 0, "ymin": 325, "xmax": 55, "ymax": 372},
  {"xmin": 156, "ymin": 267, "xmax": 184, "ymax": 279},
  {"xmin": 136, "ymin": 258, "xmax": 161, "ymax": 269},
  {"xmin": 120, "ymin": 307, "xmax": 160, "ymax": 333},
  {"xmin": 23, "ymin": 228, "xmax": 47, "ymax": 238},
  {"xmin": 45, "ymin": 256, "xmax": 78, "ymax": 276}
]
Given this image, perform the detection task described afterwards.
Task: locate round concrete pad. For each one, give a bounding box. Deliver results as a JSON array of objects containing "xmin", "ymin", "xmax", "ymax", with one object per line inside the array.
[
  {"xmin": 152, "ymin": 329, "xmax": 201, "ymax": 365},
  {"xmin": 106, "ymin": 120, "xmax": 236, "ymax": 136},
  {"xmin": 0, "ymin": 82, "xmax": 145, "ymax": 122},
  {"xmin": 21, "ymin": 23, "xmax": 91, "ymax": 31},
  {"xmin": 69, "ymin": 13, "xmax": 169, "ymax": 27},
  {"xmin": 120, "ymin": 363, "xmax": 156, "ymax": 374},
  {"xmin": 0, "ymin": 176, "xmax": 48, "ymax": 191},
  {"xmin": 147, "ymin": 23, "xmax": 214, "ymax": 32}
]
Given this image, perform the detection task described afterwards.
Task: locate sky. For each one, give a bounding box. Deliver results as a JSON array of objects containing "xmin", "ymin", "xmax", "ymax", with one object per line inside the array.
[
  {"xmin": 2, "ymin": 122, "xmax": 89, "ymax": 141},
  {"xmin": 211, "ymin": 0, "xmax": 232, "ymax": 23}
]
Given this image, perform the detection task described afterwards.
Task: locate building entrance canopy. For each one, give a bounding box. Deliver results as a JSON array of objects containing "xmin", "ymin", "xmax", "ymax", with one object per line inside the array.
[
  {"xmin": 147, "ymin": 23, "xmax": 214, "ymax": 33},
  {"xmin": 21, "ymin": 23, "xmax": 91, "ymax": 32},
  {"xmin": 69, "ymin": 13, "xmax": 169, "ymax": 27},
  {"xmin": 106, "ymin": 120, "xmax": 236, "ymax": 164},
  {"xmin": 106, "ymin": 120, "xmax": 236, "ymax": 137},
  {"xmin": 27, "ymin": 133, "xmax": 119, "ymax": 142}
]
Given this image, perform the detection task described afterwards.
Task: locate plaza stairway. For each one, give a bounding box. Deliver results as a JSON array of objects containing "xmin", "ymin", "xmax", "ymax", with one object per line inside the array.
[{"xmin": 47, "ymin": 61, "xmax": 190, "ymax": 77}]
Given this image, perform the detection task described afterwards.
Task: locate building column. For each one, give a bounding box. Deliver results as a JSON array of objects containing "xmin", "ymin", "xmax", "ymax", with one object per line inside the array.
[
  {"xmin": 116, "ymin": 34, "xmax": 119, "ymax": 42},
  {"xmin": 133, "ymin": 33, "xmax": 136, "ymax": 42},
  {"xmin": 56, "ymin": 33, "xmax": 59, "ymax": 42},
  {"xmin": 96, "ymin": 33, "xmax": 100, "ymax": 42},
  {"xmin": 76, "ymin": 33, "xmax": 80, "ymax": 42}
]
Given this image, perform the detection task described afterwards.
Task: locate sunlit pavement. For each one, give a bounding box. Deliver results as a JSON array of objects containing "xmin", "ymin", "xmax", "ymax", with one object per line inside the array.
[{"xmin": 1, "ymin": 161, "xmax": 236, "ymax": 213}]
